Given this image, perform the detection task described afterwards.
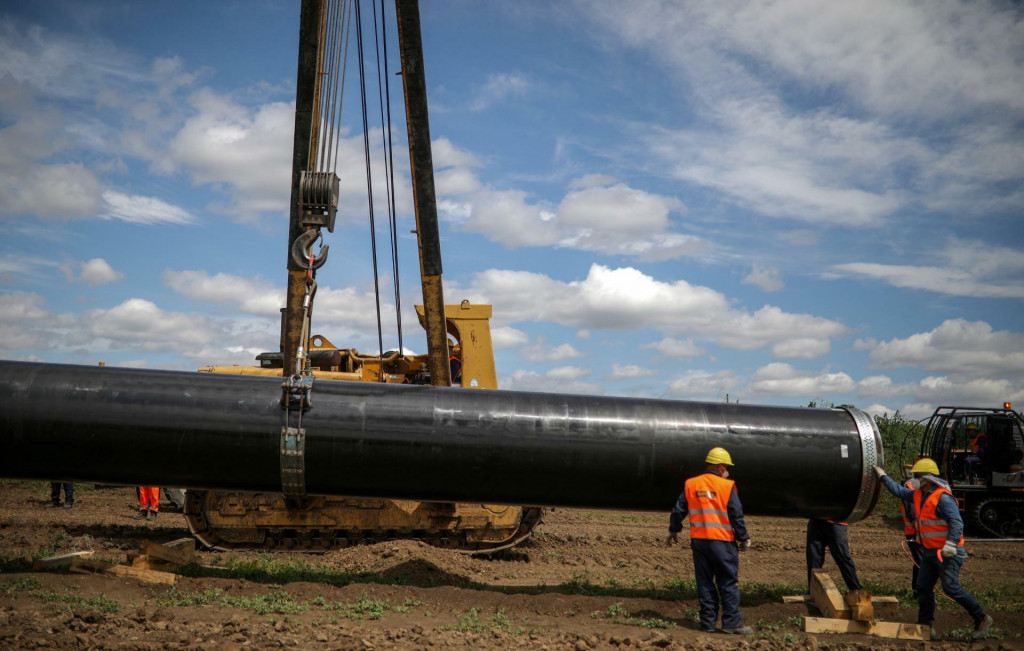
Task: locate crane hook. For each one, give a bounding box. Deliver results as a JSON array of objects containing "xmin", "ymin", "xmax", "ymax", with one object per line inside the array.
[{"xmin": 290, "ymin": 229, "xmax": 329, "ymax": 271}]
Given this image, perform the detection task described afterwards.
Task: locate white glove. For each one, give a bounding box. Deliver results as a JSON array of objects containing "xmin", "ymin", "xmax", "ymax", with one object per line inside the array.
[
  {"xmin": 941, "ymin": 541, "xmax": 959, "ymax": 559},
  {"xmin": 873, "ymin": 466, "xmax": 886, "ymax": 479},
  {"xmin": 666, "ymin": 531, "xmax": 678, "ymax": 546},
  {"xmin": 739, "ymin": 539, "xmax": 751, "ymax": 551}
]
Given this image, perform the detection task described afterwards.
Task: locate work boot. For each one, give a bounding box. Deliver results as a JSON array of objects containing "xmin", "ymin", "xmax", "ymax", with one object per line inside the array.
[
  {"xmin": 972, "ymin": 614, "xmax": 993, "ymax": 639},
  {"xmin": 722, "ymin": 625, "xmax": 752, "ymax": 635},
  {"xmin": 699, "ymin": 624, "xmax": 716, "ymax": 633},
  {"xmin": 135, "ymin": 510, "xmax": 148, "ymax": 520},
  {"xmin": 45, "ymin": 502, "xmax": 61, "ymax": 508},
  {"xmin": 930, "ymin": 627, "xmax": 937, "ymax": 639},
  {"xmin": 63, "ymin": 502, "xmax": 73, "ymax": 509},
  {"xmin": 148, "ymin": 510, "xmax": 158, "ymax": 520}
]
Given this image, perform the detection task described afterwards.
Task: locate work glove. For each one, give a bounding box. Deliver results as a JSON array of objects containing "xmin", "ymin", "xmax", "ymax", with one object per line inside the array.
[
  {"xmin": 873, "ymin": 466, "xmax": 887, "ymax": 479},
  {"xmin": 666, "ymin": 531, "xmax": 678, "ymax": 546},
  {"xmin": 941, "ymin": 541, "xmax": 959, "ymax": 559},
  {"xmin": 738, "ymin": 539, "xmax": 751, "ymax": 552}
]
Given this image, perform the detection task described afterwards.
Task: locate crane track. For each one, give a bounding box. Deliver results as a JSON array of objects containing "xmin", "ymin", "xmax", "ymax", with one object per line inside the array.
[
  {"xmin": 967, "ymin": 496, "xmax": 1024, "ymax": 538},
  {"xmin": 183, "ymin": 490, "xmax": 543, "ymax": 554}
]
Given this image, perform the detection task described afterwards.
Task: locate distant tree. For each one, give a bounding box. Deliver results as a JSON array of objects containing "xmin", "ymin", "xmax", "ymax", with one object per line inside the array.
[{"xmin": 872, "ymin": 410, "xmax": 928, "ymax": 517}]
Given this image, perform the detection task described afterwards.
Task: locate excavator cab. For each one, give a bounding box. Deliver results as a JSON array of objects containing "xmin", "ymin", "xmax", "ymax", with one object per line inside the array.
[{"xmin": 918, "ymin": 405, "xmax": 1024, "ymax": 536}]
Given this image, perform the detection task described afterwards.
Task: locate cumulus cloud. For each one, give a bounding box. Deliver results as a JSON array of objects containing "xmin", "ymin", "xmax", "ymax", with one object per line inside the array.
[
  {"xmin": 519, "ymin": 337, "xmax": 585, "ymax": 363},
  {"xmin": 499, "ymin": 367, "xmax": 603, "ymax": 395},
  {"xmin": 60, "ymin": 258, "xmax": 124, "ymax": 285},
  {"xmin": 458, "ymin": 263, "xmax": 846, "ymax": 356},
  {"xmin": 748, "ymin": 363, "xmax": 856, "ymax": 397},
  {"xmin": 643, "ymin": 337, "xmax": 707, "ymax": 358},
  {"xmin": 666, "ymin": 370, "xmax": 741, "ymax": 399},
  {"xmin": 742, "ymin": 263, "xmax": 783, "ymax": 292},
  {"xmin": 868, "ymin": 319, "xmax": 1024, "ymax": 379},
  {"xmin": 607, "ymin": 363, "xmax": 658, "ymax": 381},
  {"xmin": 491, "ymin": 325, "xmax": 529, "ymax": 349},
  {"xmin": 163, "ymin": 270, "xmax": 282, "ymax": 315},
  {"xmin": 469, "ymin": 72, "xmax": 530, "ymax": 111}
]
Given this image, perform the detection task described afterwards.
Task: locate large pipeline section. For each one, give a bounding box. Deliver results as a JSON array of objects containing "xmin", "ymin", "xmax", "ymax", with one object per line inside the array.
[{"xmin": 0, "ymin": 361, "xmax": 882, "ymax": 521}]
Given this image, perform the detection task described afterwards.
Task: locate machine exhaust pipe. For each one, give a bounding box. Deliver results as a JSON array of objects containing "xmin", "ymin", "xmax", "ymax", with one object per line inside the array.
[{"xmin": 0, "ymin": 361, "xmax": 882, "ymax": 521}]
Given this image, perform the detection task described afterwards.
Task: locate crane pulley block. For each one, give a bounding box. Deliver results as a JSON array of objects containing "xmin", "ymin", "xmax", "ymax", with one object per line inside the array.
[{"xmin": 299, "ymin": 171, "xmax": 340, "ymax": 232}]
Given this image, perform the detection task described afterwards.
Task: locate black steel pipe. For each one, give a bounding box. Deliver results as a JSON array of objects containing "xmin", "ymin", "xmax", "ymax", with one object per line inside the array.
[{"xmin": 0, "ymin": 361, "xmax": 882, "ymax": 521}]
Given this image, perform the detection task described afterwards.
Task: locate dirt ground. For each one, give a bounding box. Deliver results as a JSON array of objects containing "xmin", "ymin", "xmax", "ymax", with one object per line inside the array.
[{"xmin": 1, "ymin": 482, "xmax": 1021, "ymax": 650}]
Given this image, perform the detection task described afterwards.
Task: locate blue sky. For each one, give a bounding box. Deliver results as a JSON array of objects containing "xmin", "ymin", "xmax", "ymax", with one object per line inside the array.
[{"xmin": 1, "ymin": 0, "xmax": 1021, "ymax": 419}]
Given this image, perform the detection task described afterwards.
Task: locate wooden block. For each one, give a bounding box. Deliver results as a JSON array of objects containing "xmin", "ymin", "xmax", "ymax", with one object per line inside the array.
[
  {"xmin": 845, "ymin": 589, "xmax": 873, "ymax": 621},
  {"xmin": 810, "ymin": 570, "xmax": 850, "ymax": 619},
  {"xmin": 131, "ymin": 555, "xmax": 179, "ymax": 572},
  {"xmin": 106, "ymin": 564, "xmax": 177, "ymax": 585},
  {"xmin": 33, "ymin": 551, "xmax": 94, "ymax": 570},
  {"xmin": 782, "ymin": 594, "xmax": 810, "ymax": 604},
  {"xmin": 871, "ymin": 596, "xmax": 899, "ymax": 618},
  {"xmin": 140, "ymin": 540, "xmax": 196, "ymax": 567},
  {"xmin": 164, "ymin": 538, "xmax": 196, "ymax": 550},
  {"xmin": 803, "ymin": 617, "xmax": 930, "ymax": 641},
  {"xmin": 69, "ymin": 557, "xmax": 117, "ymax": 574}
]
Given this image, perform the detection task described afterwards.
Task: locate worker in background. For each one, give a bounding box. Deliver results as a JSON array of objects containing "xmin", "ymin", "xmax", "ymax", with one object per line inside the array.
[
  {"xmin": 963, "ymin": 423, "xmax": 987, "ymax": 479},
  {"xmin": 667, "ymin": 447, "xmax": 752, "ymax": 635},
  {"xmin": 136, "ymin": 486, "xmax": 159, "ymax": 520},
  {"xmin": 875, "ymin": 460, "xmax": 993, "ymax": 640},
  {"xmin": 806, "ymin": 518, "xmax": 862, "ymax": 592},
  {"xmin": 46, "ymin": 481, "xmax": 74, "ymax": 509},
  {"xmin": 898, "ymin": 474, "xmax": 923, "ymax": 598}
]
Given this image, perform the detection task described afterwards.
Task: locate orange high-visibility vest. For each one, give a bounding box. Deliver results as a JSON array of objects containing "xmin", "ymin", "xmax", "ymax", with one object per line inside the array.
[
  {"xmin": 970, "ymin": 432, "xmax": 985, "ymax": 454},
  {"xmin": 899, "ymin": 479, "xmax": 916, "ymax": 536},
  {"xmin": 684, "ymin": 473, "xmax": 736, "ymax": 541},
  {"xmin": 913, "ymin": 487, "xmax": 964, "ymax": 550}
]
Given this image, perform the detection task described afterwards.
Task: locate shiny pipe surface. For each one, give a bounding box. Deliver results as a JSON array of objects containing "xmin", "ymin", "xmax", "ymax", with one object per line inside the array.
[{"xmin": 0, "ymin": 361, "xmax": 882, "ymax": 521}]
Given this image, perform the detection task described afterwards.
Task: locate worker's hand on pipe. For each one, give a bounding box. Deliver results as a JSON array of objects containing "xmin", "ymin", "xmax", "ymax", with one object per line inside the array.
[
  {"xmin": 739, "ymin": 538, "xmax": 751, "ymax": 551},
  {"xmin": 873, "ymin": 466, "xmax": 886, "ymax": 479},
  {"xmin": 666, "ymin": 531, "xmax": 678, "ymax": 546}
]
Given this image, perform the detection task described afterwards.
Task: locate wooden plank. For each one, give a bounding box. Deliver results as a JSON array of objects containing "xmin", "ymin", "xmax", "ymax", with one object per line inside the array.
[
  {"xmin": 872, "ymin": 596, "xmax": 899, "ymax": 618},
  {"xmin": 803, "ymin": 617, "xmax": 930, "ymax": 641},
  {"xmin": 782, "ymin": 595, "xmax": 809, "ymax": 604},
  {"xmin": 131, "ymin": 555, "xmax": 178, "ymax": 572},
  {"xmin": 810, "ymin": 570, "xmax": 850, "ymax": 619},
  {"xmin": 106, "ymin": 564, "xmax": 177, "ymax": 585},
  {"xmin": 140, "ymin": 540, "xmax": 196, "ymax": 567},
  {"xmin": 845, "ymin": 589, "xmax": 873, "ymax": 621},
  {"xmin": 164, "ymin": 538, "xmax": 196, "ymax": 550},
  {"xmin": 33, "ymin": 551, "xmax": 94, "ymax": 570}
]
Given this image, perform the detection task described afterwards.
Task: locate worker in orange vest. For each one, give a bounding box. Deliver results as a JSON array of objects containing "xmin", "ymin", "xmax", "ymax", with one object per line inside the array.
[
  {"xmin": 136, "ymin": 486, "xmax": 159, "ymax": 520},
  {"xmin": 963, "ymin": 423, "xmax": 987, "ymax": 479},
  {"xmin": 876, "ymin": 459, "xmax": 992, "ymax": 640},
  {"xmin": 667, "ymin": 447, "xmax": 752, "ymax": 635},
  {"xmin": 898, "ymin": 474, "xmax": 923, "ymax": 598}
]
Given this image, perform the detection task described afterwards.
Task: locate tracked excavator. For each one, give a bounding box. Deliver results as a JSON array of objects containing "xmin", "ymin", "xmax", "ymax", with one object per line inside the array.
[
  {"xmin": 181, "ymin": 0, "xmax": 541, "ymax": 553},
  {"xmin": 904, "ymin": 404, "xmax": 1024, "ymax": 537}
]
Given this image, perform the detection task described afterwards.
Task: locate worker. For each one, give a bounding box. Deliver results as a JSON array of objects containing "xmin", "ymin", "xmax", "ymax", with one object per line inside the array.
[
  {"xmin": 875, "ymin": 460, "xmax": 993, "ymax": 640},
  {"xmin": 46, "ymin": 481, "xmax": 74, "ymax": 509},
  {"xmin": 136, "ymin": 486, "xmax": 159, "ymax": 520},
  {"xmin": 806, "ymin": 518, "xmax": 862, "ymax": 592},
  {"xmin": 898, "ymin": 474, "xmax": 923, "ymax": 598},
  {"xmin": 963, "ymin": 423, "xmax": 987, "ymax": 479},
  {"xmin": 667, "ymin": 446, "xmax": 752, "ymax": 635}
]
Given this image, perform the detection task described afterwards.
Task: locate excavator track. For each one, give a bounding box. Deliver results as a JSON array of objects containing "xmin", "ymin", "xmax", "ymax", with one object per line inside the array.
[
  {"xmin": 183, "ymin": 490, "xmax": 542, "ymax": 554},
  {"xmin": 967, "ymin": 496, "xmax": 1024, "ymax": 538}
]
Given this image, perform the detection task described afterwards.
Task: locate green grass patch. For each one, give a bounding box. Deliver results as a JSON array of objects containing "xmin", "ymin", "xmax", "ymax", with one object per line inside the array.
[
  {"xmin": 1, "ymin": 576, "xmax": 119, "ymax": 614},
  {"xmin": 590, "ymin": 601, "xmax": 676, "ymax": 629}
]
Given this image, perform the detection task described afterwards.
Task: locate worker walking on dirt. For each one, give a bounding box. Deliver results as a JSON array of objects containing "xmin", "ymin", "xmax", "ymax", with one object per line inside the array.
[
  {"xmin": 667, "ymin": 446, "xmax": 752, "ymax": 635},
  {"xmin": 875, "ymin": 460, "xmax": 993, "ymax": 640},
  {"xmin": 136, "ymin": 486, "xmax": 159, "ymax": 520},
  {"xmin": 805, "ymin": 518, "xmax": 862, "ymax": 592}
]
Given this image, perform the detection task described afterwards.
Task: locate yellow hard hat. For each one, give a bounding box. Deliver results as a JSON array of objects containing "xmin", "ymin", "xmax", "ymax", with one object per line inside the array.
[
  {"xmin": 966, "ymin": 423, "xmax": 978, "ymax": 430},
  {"xmin": 705, "ymin": 447, "xmax": 734, "ymax": 466},
  {"xmin": 910, "ymin": 458, "xmax": 940, "ymax": 476}
]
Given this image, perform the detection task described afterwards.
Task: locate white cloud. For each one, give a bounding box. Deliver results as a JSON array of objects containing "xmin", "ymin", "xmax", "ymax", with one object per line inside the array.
[
  {"xmin": 771, "ymin": 338, "xmax": 830, "ymax": 359},
  {"xmin": 666, "ymin": 370, "xmax": 740, "ymax": 398},
  {"xmin": 101, "ymin": 191, "xmax": 195, "ymax": 225},
  {"xmin": 80, "ymin": 298, "xmax": 218, "ymax": 349},
  {"xmin": 519, "ymin": 337, "xmax": 585, "ymax": 363},
  {"xmin": 742, "ymin": 263, "xmax": 783, "ymax": 293},
  {"xmin": 748, "ymin": 363, "xmax": 856, "ymax": 397},
  {"xmin": 432, "ymin": 137, "xmax": 482, "ymax": 169},
  {"xmin": 490, "ymin": 325, "xmax": 528, "ymax": 349},
  {"xmin": 60, "ymin": 258, "xmax": 124, "ymax": 285},
  {"xmin": 643, "ymin": 337, "xmax": 706, "ymax": 358},
  {"xmin": 546, "ymin": 366, "xmax": 591, "ymax": 381},
  {"xmin": 868, "ymin": 319, "xmax": 1024, "ymax": 379},
  {"xmin": 499, "ymin": 367, "xmax": 603, "ymax": 395},
  {"xmin": 459, "ymin": 263, "xmax": 847, "ymax": 355},
  {"xmin": 607, "ymin": 363, "xmax": 658, "ymax": 381},
  {"xmin": 163, "ymin": 270, "xmax": 282, "ymax": 315},
  {"xmin": 469, "ymin": 72, "xmax": 530, "ymax": 111}
]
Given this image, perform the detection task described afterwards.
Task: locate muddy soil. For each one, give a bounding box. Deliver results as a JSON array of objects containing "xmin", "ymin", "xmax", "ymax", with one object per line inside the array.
[{"xmin": 1, "ymin": 482, "xmax": 1021, "ymax": 649}]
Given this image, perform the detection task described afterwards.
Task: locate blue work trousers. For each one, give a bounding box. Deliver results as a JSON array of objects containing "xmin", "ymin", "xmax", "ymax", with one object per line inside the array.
[
  {"xmin": 50, "ymin": 482, "xmax": 74, "ymax": 505},
  {"xmin": 916, "ymin": 550, "xmax": 985, "ymax": 625},
  {"xmin": 692, "ymin": 538, "xmax": 742, "ymax": 630}
]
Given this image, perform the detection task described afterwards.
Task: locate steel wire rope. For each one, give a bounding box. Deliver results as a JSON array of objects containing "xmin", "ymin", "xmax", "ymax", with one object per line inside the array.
[
  {"xmin": 353, "ymin": 0, "xmax": 387, "ymax": 374},
  {"xmin": 372, "ymin": 0, "xmax": 403, "ymax": 355},
  {"xmin": 319, "ymin": 0, "xmax": 351, "ymax": 174}
]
